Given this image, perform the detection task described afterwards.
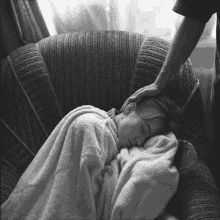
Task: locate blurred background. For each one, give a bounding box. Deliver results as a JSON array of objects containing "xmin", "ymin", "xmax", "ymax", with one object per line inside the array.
[{"xmin": 37, "ymin": 0, "xmax": 216, "ymax": 128}]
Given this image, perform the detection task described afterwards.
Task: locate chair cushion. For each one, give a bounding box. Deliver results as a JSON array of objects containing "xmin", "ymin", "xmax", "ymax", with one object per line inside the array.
[
  {"xmin": 130, "ymin": 37, "xmax": 205, "ymax": 143},
  {"xmin": 37, "ymin": 31, "xmax": 145, "ymax": 114},
  {"xmin": 0, "ymin": 31, "xmax": 145, "ymax": 205},
  {"xmin": 166, "ymin": 140, "xmax": 220, "ymax": 219}
]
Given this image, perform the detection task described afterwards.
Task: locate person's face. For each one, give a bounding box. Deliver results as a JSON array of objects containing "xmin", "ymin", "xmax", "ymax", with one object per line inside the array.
[{"xmin": 117, "ymin": 102, "xmax": 166, "ymax": 149}]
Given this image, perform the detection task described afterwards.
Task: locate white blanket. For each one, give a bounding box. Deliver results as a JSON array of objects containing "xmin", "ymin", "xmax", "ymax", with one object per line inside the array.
[{"xmin": 1, "ymin": 105, "xmax": 179, "ymax": 220}]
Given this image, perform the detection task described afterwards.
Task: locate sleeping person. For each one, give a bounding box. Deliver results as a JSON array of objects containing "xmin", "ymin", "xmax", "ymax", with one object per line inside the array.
[
  {"xmin": 114, "ymin": 94, "xmax": 181, "ymax": 150},
  {"xmin": 1, "ymin": 94, "xmax": 181, "ymax": 220}
]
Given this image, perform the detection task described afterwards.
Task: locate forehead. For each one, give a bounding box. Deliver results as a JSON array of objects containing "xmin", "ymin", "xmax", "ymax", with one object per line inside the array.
[
  {"xmin": 138, "ymin": 105, "xmax": 166, "ymax": 133},
  {"xmin": 138, "ymin": 104, "xmax": 165, "ymax": 119}
]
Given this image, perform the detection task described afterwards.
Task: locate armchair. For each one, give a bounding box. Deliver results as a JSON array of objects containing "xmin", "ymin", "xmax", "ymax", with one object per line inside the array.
[{"xmin": 1, "ymin": 30, "xmax": 220, "ymax": 219}]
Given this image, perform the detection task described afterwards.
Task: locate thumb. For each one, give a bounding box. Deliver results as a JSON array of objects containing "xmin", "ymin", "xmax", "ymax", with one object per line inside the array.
[{"xmin": 130, "ymin": 91, "xmax": 143, "ymax": 100}]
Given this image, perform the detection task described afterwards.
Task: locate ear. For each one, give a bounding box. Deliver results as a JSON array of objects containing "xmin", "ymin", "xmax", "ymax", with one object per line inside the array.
[{"xmin": 124, "ymin": 102, "xmax": 136, "ymax": 115}]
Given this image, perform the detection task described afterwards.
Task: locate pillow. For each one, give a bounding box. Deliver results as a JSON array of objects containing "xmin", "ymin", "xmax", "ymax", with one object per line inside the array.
[{"xmin": 130, "ymin": 37, "xmax": 205, "ymax": 143}]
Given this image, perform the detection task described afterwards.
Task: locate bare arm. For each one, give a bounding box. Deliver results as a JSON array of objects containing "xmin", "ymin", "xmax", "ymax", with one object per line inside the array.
[
  {"xmin": 155, "ymin": 16, "xmax": 206, "ymax": 90},
  {"xmin": 120, "ymin": 16, "xmax": 206, "ymax": 112}
]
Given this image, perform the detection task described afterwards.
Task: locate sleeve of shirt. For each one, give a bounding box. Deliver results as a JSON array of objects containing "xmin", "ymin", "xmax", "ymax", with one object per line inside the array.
[{"xmin": 172, "ymin": 0, "xmax": 217, "ymax": 23}]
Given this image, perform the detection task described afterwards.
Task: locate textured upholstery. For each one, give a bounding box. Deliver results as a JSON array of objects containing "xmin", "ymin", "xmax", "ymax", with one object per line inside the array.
[
  {"xmin": 1, "ymin": 30, "xmax": 220, "ymax": 219},
  {"xmin": 130, "ymin": 36, "xmax": 205, "ymax": 152},
  {"xmin": 167, "ymin": 141, "xmax": 220, "ymax": 219},
  {"xmin": 37, "ymin": 31, "xmax": 145, "ymax": 114},
  {"xmin": 1, "ymin": 30, "xmax": 144, "ymax": 205}
]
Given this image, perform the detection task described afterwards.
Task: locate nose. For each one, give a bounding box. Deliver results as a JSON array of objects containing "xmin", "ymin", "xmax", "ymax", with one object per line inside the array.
[{"xmin": 134, "ymin": 135, "xmax": 145, "ymax": 146}]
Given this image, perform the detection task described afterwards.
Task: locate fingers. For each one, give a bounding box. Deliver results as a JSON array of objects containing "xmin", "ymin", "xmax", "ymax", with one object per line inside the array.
[
  {"xmin": 120, "ymin": 98, "xmax": 130, "ymax": 112},
  {"xmin": 120, "ymin": 89, "xmax": 145, "ymax": 112},
  {"xmin": 132, "ymin": 88, "xmax": 144, "ymax": 97},
  {"xmin": 120, "ymin": 84, "xmax": 161, "ymax": 112},
  {"xmin": 131, "ymin": 91, "xmax": 143, "ymax": 100},
  {"xmin": 130, "ymin": 89, "xmax": 145, "ymax": 101}
]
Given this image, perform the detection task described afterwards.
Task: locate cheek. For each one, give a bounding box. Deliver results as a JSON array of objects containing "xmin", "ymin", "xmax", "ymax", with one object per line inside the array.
[
  {"xmin": 150, "ymin": 121, "xmax": 166, "ymax": 136},
  {"xmin": 118, "ymin": 123, "xmax": 131, "ymax": 140},
  {"xmin": 118, "ymin": 121, "xmax": 135, "ymax": 145}
]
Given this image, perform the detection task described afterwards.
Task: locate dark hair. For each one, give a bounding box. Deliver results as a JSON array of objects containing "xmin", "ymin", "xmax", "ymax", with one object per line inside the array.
[{"xmin": 133, "ymin": 94, "xmax": 182, "ymax": 137}]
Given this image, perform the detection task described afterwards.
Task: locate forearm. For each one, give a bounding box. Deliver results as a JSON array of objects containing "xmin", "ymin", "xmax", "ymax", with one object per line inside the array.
[{"xmin": 155, "ymin": 17, "xmax": 206, "ymax": 89}]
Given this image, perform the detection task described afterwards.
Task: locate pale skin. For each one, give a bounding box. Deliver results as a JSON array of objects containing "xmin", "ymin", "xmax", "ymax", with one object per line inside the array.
[
  {"xmin": 115, "ymin": 102, "xmax": 180, "ymax": 220},
  {"xmin": 114, "ymin": 18, "xmax": 204, "ymax": 215},
  {"xmin": 118, "ymin": 17, "xmax": 206, "ymax": 220},
  {"xmin": 115, "ymin": 102, "xmax": 167, "ymax": 150},
  {"xmin": 121, "ymin": 17, "xmax": 206, "ymax": 111}
]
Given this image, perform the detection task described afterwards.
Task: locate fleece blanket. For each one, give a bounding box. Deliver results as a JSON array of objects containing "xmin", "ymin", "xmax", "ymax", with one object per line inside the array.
[{"xmin": 1, "ymin": 105, "xmax": 179, "ymax": 220}]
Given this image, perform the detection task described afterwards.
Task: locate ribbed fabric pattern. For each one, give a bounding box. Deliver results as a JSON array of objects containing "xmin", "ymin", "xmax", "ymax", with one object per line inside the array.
[
  {"xmin": 1, "ymin": 59, "xmax": 46, "ymax": 154},
  {"xmin": 1, "ymin": 43, "xmax": 62, "ymax": 205},
  {"xmin": 1, "ymin": 31, "xmax": 219, "ymax": 219},
  {"xmin": 176, "ymin": 160, "xmax": 220, "ymax": 220},
  {"xmin": 168, "ymin": 161, "xmax": 220, "ymax": 220},
  {"xmin": 37, "ymin": 31, "xmax": 145, "ymax": 114},
  {"xmin": 1, "ymin": 159, "xmax": 20, "ymax": 206},
  {"xmin": 7, "ymin": 43, "xmax": 63, "ymax": 135},
  {"xmin": 167, "ymin": 141, "xmax": 220, "ymax": 219},
  {"xmin": 130, "ymin": 37, "xmax": 205, "ymax": 146}
]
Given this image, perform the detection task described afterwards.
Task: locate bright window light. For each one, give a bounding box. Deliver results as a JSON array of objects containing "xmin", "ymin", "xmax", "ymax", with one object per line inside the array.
[
  {"xmin": 38, "ymin": 0, "xmax": 57, "ymax": 35},
  {"xmin": 38, "ymin": 0, "xmax": 216, "ymax": 40}
]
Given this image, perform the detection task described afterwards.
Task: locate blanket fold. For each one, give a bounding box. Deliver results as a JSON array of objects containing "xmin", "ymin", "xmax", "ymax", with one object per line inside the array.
[
  {"xmin": 1, "ymin": 106, "xmax": 179, "ymax": 220},
  {"xmin": 1, "ymin": 106, "xmax": 119, "ymax": 220},
  {"xmin": 102, "ymin": 132, "xmax": 179, "ymax": 220}
]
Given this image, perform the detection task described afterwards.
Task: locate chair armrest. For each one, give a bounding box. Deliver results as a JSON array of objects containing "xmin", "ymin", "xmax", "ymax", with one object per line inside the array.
[{"xmin": 167, "ymin": 159, "xmax": 220, "ymax": 219}]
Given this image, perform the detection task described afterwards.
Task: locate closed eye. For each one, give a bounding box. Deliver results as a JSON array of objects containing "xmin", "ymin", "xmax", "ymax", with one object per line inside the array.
[{"xmin": 142, "ymin": 124, "xmax": 150, "ymax": 135}]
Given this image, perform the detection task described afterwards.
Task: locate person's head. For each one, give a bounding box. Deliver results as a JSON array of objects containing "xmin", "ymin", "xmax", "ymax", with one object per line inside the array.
[{"xmin": 115, "ymin": 94, "xmax": 181, "ymax": 149}]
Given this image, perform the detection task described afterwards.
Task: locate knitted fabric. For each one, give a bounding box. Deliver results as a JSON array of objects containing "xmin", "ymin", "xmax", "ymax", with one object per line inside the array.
[
  {"xmin": 130, "ymin": 37, "xmax": 205, "ymax": 147},
  {"xmin": 107, "ymin": 109, "xmax": 220, "ymax": 219},
  {"xmin": 1, "ymin": 31, "xmax": 220, "ymax": 219},
  {"xmin": 37, "ymin": 31, "xmax": 145, "ymax": 114},
  {"xmin": 1, "ymin": 43, "xmax": 63, "ymax": 205},
  {"xmin": 1, "ymin": 30, "xmax": 144, "ymax": 205}
]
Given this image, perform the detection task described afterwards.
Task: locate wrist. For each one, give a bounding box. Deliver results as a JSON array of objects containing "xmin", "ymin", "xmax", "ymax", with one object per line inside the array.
[
  {"xmin": 155, "ymin": 64, "xmax": 182, "ymax": 90},
  {"xmin": 154, "ymin": 75, "xmax": 167, "ymax": 91}
]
